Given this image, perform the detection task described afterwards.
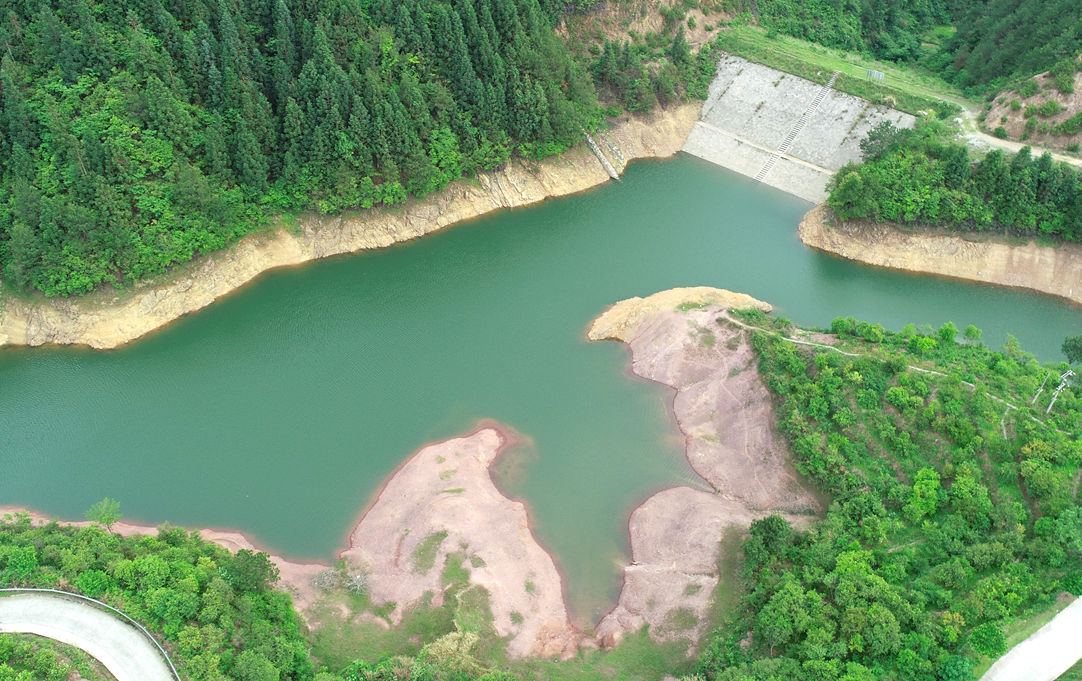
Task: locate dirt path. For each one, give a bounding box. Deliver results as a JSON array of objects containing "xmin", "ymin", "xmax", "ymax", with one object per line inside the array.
[
  {"xmin": 960, "ymin": 112, "xmax": 1082, "ymax": 169},
  {"xmin": 979, "ymin": 596, "xmax": 1082, "ymax": 681},
  {"xmin": 0, "ymin": 591, "xmax": 177, "ymax": 681}
]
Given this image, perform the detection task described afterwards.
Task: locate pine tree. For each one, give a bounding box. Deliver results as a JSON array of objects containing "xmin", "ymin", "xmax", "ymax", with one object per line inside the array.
[{"xmin": 232, "ymin": 115, "xmax": 270, "ymax": 192}]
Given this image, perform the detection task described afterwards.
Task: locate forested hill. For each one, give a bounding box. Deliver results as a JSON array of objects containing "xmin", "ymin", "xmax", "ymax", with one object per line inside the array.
[
  {"xmin": 0, "ymin": 0, "xmax": 600, "ymax": 296},
  {"xmin": 726, "ymin": 0, "xmax": 1082, "ymax": 94}
]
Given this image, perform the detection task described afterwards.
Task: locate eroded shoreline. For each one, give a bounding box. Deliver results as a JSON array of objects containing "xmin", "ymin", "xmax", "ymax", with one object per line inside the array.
[
  {"xmin": 800, "ymin": 203, "xmax": 1082, "ymax": 306},
  {"xmin": 589, "ymin": 287, "xmax": 819, "ymax": 653},
  {"xmin": 0, "ymin": 104, "xmax": 698, "ymax": 350},
  {"xmin": 5, "ymin": 286, "xmax": 820, "ymax": 659},
  {"xmin": 2, "ymin": 425, "xmax": 578, "ymax": 659}
]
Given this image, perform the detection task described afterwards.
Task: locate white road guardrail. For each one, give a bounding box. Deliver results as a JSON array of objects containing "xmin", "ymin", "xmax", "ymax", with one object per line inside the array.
[{"xmin": 0, "ymin": 587, "xmax": 181, "ymax": 681}]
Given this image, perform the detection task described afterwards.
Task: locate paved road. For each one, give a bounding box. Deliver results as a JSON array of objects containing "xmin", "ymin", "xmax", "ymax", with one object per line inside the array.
[
  {"xmin": 0, "ymin": 592, "xmax": 175, "ymax": 681},
  {"xmin": 980, "ymin": 596, "xmax": 1082, "ymax": 681}
]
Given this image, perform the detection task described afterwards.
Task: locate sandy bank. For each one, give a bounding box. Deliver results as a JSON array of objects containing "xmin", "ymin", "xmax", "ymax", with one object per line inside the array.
[
  {"xmin": 800, "ymin": 204, "xmax": 1082, "ymax": 306},
  {"xmin": 590, "ymin": 288, "xmax": 818, "ymax": 651},
  {"xmin": 2, "ymin": 427, "xmax": 576, "ymax": 659},
  {"xmin": 340, "ymin": 428, "xmax": 577, "ymax": 659},
  {"xmin": 0, "ymin": 104, "xmax": 698, "ymax": 350}
]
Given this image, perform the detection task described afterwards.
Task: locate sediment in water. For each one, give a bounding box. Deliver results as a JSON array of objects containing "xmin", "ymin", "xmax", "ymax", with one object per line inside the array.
[
  {"xmin": 799, "ymin": 203, "xmax": 1082, "ymax": 306},
  {"xmin": 0, "ymin": 105, "xmax": 698, "ymax": 350}
]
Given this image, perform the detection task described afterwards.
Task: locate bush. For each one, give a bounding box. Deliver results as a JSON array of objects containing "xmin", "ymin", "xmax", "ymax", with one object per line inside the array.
[
  {"xmin": 971, "ymin": 622, "xmax": 1007, "ymax": 657},
  {"xmin": 1038, "ymin": 100, "xmax": 1065, "ymax": 116},
  {"xmin": 993, "ymin": 126, "xmax": 1008, "ymax": 139},
  {"xmin": 1024, "ymin": 105, "xmax": 1038, "ymax": 118},
  {"xmin": 1010, "ymin": 99, "xmax": 1022, "ymax": 111},
  {"xmin": 1019, "ymin": 80, "xmax": 1039, "ymax": 98},
  {"xmin": 1055, "ymin": 113, "xmax": 1082, "ymax": 136}
]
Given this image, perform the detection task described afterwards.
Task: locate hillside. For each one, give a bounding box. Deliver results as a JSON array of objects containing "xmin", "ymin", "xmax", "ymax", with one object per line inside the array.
[
  {"xmin": 696, "ymin": 310, "xmax": 1082, "ymax": 681},
  {"xmin": 982, "ymin": 65, "xmax": 1082, "ymax": 151},
  {"xmin": 0, "ymin": 0, "xmax": 715, "ymax": 299}
]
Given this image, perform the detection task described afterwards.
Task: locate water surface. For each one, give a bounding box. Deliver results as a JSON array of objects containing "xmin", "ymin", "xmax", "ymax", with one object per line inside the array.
[{"xmin": 3, "ymin": 154, "xmax": 1081, "ymax": 622}]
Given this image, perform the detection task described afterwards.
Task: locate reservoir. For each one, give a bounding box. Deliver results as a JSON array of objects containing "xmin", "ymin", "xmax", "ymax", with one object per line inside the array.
[{"xmin": 2, "ymin": 154, "xmax": 1080, "ymax": 624}]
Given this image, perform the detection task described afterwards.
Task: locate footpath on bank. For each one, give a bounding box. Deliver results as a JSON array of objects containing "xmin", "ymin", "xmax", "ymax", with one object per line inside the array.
[{"xmin": 0, "ymin": 589, "xmax": 178, "ymax": 681}]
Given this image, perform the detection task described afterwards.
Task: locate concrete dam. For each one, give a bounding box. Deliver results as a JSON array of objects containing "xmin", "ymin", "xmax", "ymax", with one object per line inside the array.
[{"xmin": 683, "ymin": 55, "xmax": 916, "ymax": 203}]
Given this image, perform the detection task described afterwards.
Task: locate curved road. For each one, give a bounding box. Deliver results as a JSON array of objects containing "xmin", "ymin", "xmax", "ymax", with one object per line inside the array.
[{"xmin": 0, "ymin": 591, "xmax": 175, "ymax": 681}]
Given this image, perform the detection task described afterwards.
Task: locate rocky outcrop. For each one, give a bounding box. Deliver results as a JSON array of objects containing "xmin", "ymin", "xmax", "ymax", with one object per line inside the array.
[
  {"xmin": 341, "ymin": 428, "xmax": 577, "ymax": 659},
  {"xmin": 588, "ymin": 287, "xmax": 772, "ymax": 343},
  {"xmin": 595, "ymin": 487, "xmax": 800, "ymax": 651},
  {"xmin": 590, "ymin": 289, "xmax": 818, "ymax": 652},
  {"xmin": 800, "ymin": 204, "xmax": 1082, "ymax": 305},
  {"xmin": 0, "ymin": 104, "xmax": 699, "ymax": 350}
]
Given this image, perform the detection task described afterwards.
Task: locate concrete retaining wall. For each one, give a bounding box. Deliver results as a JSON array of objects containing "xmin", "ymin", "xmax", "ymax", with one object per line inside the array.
[{"xmin": 683, "ymin": 54, "xmax": 915, "ymax": 202}]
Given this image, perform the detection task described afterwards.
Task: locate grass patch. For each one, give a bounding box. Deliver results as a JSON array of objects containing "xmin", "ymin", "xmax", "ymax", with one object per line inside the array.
[
  {"xmin": 412, "ymin": 531, "xmax": 448, "ymax": 574},
  {"xmin": 509, "ymin": 627, "xmax": 695, "ymax": 680},
  {"xmin": 702, "ymin": 525, "xmax": 749, "ymax": 631},
  {"xmin": 442, "ymin": 551, "xmax": 471, "ymax": 586},
  {"xmin": 683, "ymin": 583, "xmax": 703, "ymax": 596},
  {"xmin": 713, "ymin": 25, "xmax": 976, "ymax": 115},
  {"xmin": 524, "ymin": 580, "xmax": 536, "ymax": 593},
  {"xmin": 665, "ymin": 607, "xmax": 700, "ymax": 632}
]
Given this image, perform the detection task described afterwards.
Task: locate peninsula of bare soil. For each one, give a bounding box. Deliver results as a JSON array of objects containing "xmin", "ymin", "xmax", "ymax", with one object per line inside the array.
[{"xmin": 590, "ymin": 287, "xmax": 819, "ymax": 652}]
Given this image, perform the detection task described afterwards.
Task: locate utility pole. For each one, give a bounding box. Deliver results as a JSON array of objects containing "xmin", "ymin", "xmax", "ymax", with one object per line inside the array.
[
  {"xmin": 1032, "ymin": 370, "xmax": 1052, "ymax": 404},
  {"xmin": 1046, "ymin": 369, "xmax": 1075, "ymax": 414}
]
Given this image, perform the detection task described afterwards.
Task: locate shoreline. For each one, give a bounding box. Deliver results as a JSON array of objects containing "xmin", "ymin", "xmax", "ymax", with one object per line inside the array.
[
  {"xmin": 586, "ymin": 288, "xmax": 819, "ymax": 652},
  {"xmin": 1, "ymin": 421, "xmax": 584, "ymax": 658},
  {"xmin": 799, "ymin": 203, "xmax": 1082, "ymax": 307},
  {"xmin": 0, "ymin": 104, "xmax": 699, "ymax": 350}
]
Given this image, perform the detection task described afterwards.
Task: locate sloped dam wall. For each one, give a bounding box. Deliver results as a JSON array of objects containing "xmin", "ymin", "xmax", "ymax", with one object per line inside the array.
[{"xmin": 683, "ymin": 55, "xmax": 915, "ymax": 203}]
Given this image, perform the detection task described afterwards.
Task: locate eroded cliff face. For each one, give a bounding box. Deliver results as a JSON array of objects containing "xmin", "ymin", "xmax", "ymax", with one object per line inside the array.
[
  {"xmin": 590, "ymin": 288, "xmax": 818, "ymax": 653},
  {"xmin": 0, "ymin": 104, "xmax": 699, "ymax": 350},
  {"xmin": 799, "ymin": 204, "xmax": 1082, "ymax": 305}
]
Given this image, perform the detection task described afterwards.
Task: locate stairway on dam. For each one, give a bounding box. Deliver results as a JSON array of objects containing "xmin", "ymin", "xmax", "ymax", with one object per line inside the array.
[{"xmin": 683, "ymin": 56, "xmax": 915, "ymax": 203}]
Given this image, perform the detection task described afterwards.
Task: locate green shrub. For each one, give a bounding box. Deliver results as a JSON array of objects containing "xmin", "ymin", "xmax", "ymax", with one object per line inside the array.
[
  {"xmin": 1010, "ymin": 99, "xmax": 1022, "ymax": 110},
  {"xmin": 1020, "ymin": 80, "xmax": 1040, "ymax": 98},
  {"xmin": 993, "ymin": 126, "xmax": 1009, "ymax": 139},
  {"xmin": 1038, "ymin": 99, "xmax": 1065, "ymax": 116}
]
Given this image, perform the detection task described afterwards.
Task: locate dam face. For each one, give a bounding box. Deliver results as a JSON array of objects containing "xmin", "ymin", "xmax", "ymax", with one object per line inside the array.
[{"xmin": 683, "ymin": 55, "xmax": 916, "ymax": 202}]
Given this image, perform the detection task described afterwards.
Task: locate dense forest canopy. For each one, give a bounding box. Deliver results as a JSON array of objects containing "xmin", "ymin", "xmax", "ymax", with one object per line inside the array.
[
  {"xmin": 0, "ymin": 0, "xmax": 602, "ymax": 296},
  {"xmin": 827, "ymin": 120, "xmax": 1082, "ymax": 237}
]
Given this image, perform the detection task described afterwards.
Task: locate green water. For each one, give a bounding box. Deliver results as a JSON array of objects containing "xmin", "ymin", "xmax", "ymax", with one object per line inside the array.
[{"xmin": 2, "ymin": 154, "xmax": 1081, "ymax": 623}]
